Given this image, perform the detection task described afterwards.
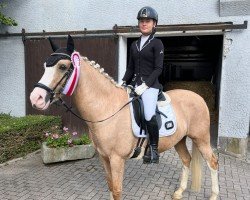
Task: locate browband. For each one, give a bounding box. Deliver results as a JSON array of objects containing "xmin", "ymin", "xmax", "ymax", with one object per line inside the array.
[{"xmin": 51, "ymin": 53, "xmax": 71, "ymax": 59}]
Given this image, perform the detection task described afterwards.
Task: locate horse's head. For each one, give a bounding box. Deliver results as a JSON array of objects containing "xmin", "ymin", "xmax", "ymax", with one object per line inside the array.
[{"xmin": 30, "ymin": 35, "xmax": 78, "ymax": 110}]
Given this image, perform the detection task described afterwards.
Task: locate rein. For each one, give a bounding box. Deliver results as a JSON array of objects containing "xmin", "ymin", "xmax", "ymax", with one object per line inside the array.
[{"xmin": 58, "ymin": 94, "xmax": 139, "ymax": 123}]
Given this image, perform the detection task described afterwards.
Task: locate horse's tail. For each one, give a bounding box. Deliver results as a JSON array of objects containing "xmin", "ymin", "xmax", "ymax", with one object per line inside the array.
[{"xmin": 190, "ymin": 142, "xmax": 203, "ymax": 192}]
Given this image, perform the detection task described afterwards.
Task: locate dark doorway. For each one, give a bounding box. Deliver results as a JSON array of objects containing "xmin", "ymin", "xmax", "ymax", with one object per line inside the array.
[{"xmin": 127, "ymin": 35, "xmax": 223, "ymax": 147}]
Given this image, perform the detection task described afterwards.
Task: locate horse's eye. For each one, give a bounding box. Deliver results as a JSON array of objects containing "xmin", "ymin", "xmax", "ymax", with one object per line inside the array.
[{"xmin": 59, "ymin": 64, "xmax": 67, "ymax": 70}]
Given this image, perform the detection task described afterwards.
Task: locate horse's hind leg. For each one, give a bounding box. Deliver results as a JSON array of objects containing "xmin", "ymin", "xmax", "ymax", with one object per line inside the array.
[
  {"xmin": 207, "ymin": 153, "xmax": 219, "ymax": 200},
  {"xmin": 173, "ymin": 136, "xmax": 191, "ymax": 199},
  {"xmin": 195, "ymin": 139, "xmax": 219, "ymax": 200}
]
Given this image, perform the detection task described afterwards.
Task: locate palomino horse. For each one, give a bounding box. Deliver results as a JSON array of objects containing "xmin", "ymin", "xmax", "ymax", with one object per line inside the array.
[{"xmin": 30, "ymin": 36, "xmax": 219, "ymax": 200}]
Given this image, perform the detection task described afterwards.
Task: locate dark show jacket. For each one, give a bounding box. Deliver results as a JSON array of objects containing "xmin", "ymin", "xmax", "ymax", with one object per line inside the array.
[{"xmin": 122, "ymin": 33, "xmax": 164, "ymax": 90}]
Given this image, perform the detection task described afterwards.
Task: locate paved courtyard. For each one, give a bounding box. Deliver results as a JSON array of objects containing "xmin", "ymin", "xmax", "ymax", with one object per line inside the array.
[{"xmin": 0, "ymin": 145, "xmax": 249, "ymax": 200}]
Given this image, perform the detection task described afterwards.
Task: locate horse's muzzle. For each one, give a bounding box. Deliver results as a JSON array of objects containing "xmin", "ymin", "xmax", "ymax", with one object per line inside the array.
[{"xmin": 30, "ymin": 87, "xmax": 50, "ymax": 110}]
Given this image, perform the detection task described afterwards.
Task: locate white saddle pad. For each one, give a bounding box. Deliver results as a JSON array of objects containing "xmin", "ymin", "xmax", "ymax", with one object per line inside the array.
[{"xmin": 129, "ymin": 93, "xmax": 177, "ymax": 138}]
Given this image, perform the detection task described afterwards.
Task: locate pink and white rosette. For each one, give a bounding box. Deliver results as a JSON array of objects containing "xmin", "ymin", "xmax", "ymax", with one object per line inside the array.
[{"xmin": 62, "ymin": 51, "xmax": 81, "ymax": 96}]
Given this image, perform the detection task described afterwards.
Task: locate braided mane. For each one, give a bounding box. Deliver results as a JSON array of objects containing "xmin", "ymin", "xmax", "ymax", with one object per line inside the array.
[{"xmin": 81, "ymin": 56, "xmax": 125, "ymax": 90}]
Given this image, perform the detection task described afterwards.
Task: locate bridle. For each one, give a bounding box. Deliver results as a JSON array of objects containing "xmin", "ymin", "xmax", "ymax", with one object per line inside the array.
[
  {"xmin": 34, "ymin": 53, "xmax": 74, "ymax": 103},
  {"xmin": 34, "ymin": 52, "xmax": 140, "ymax": 123}
]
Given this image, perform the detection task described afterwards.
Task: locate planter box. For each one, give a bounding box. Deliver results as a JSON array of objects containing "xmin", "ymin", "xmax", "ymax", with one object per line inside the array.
[{"xmin": 41, "ymin": 142, "xmax": 95, "ymax": 164}]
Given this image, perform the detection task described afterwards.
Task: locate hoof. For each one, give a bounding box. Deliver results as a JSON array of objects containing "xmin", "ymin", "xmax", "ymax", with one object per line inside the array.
[
  {"xmin": 209, "ymin": 193, "xmax": 218, "ymax": 200},
  {"xmin": 173, "ymin": 190, "xmax": 183, "ymax": 199},
  {"xmin": 110, "ymin": 192, "xmax": 114, "ymax": 200}
]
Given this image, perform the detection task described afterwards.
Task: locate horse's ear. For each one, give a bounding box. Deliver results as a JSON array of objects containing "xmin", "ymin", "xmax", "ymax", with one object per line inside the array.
[
  {"xmin": 48, "ymin": 37, "xmax": 59, "ymax": 52},
  {"xmin": 67, "ymin": 35, "xmax": 74, "ymax": 54}
]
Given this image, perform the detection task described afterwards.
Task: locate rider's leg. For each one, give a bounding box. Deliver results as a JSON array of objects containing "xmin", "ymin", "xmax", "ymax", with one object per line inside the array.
[
  {"xmin": 141, "ymin": 88, "xmax": 159, "ymax": 163},
  {"xmin": 143, "ymin": 115, "xmax": 159, "ymax": 163}
]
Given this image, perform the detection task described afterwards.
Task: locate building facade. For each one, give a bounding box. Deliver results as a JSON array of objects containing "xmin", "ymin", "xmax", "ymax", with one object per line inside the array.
[{"xmin": 0, "ymin": 0, "xmax": 249, "ymax": 156}]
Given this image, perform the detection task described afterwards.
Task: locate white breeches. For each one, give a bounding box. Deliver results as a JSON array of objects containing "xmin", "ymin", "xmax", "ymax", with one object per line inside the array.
[{"xmin": 141, "ymin": 87, "xmax": 159, "ymax": 121}]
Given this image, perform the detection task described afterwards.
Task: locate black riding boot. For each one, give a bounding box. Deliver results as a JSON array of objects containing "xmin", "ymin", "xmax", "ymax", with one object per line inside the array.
[{"xmin": 143, "ymin": 115, "xmax": 159, "ymax": 164}]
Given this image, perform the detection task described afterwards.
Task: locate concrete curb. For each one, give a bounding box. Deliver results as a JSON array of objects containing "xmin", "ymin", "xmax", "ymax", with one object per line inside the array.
[{"xmin": 0, "ymin": 149, "xmax": 41, "ymax": 167}]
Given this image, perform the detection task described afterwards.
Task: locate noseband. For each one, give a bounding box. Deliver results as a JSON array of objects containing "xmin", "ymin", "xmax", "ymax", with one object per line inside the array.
[{"xmin": 34, "ymin": 53, "xmax": 74, "ymax": 103}]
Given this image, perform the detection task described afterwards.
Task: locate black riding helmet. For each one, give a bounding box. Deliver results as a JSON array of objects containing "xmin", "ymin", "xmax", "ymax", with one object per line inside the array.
[{"xmin": 137, "ymin": 6, "xmax": 158, "ymax": 24}]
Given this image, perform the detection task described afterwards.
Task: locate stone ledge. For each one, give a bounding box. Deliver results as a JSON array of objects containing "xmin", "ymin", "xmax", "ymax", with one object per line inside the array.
[
  {"xmin": 41, "ymin": 142, "xmax": 95, "ymax": 164},
  {"xmin": 218, "ymin": 136, "xmax": 248, "ymax": 158},
  {"xmin": 0, "ymin": 150, "xmax": 41, "ymax": 167}
]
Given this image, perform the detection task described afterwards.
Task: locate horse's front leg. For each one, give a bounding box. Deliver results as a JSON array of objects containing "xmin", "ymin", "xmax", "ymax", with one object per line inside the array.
[
  {"xmin": 100, "ymin": 155, "xmax": 114, "ymax": 199},
  {"xmin": 110, "ymin": 155, "xmax": 125, "ymax": 200}
]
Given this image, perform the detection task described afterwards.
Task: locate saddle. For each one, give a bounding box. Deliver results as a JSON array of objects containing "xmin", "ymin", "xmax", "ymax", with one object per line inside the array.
[
  {"xmin": 129, "ymin": 90, "xmax": 176, "ymax": 159},
  {"xmin": 130, "ymin": 91, "xmax": 169, "ymax": 134}
]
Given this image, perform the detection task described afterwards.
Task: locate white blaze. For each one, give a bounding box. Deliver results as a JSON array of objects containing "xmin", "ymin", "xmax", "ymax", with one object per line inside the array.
[
  {"xmin": 38, "ymin": 66, "xmax": 57, "ymax": 87},
  {"xmin": 29, "ymin": 66, "xmax": 57, "ymax": 110}
]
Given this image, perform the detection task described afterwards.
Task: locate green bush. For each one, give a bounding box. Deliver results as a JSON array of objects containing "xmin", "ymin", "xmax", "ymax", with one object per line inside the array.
[{"xmin": 0, "ymin": 114, "xmax": 62, "ymax": 164}]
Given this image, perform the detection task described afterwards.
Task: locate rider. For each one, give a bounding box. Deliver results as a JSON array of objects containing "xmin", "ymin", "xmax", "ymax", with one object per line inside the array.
[{"xmin": 122, "ymin": 6, "xmax": 164, "ymax": 164}]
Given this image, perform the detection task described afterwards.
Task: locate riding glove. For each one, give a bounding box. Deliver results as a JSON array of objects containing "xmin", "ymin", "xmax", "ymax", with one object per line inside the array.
[{"xmin": 135, "ymin": 83, "xmax": 148, "ymax": 95}]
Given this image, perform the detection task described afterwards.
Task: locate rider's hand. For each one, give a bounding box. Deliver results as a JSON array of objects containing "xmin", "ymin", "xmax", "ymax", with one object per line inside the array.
[{"xmin": 135, "ymin": 83, "xmax": 148, "ymax": 95}]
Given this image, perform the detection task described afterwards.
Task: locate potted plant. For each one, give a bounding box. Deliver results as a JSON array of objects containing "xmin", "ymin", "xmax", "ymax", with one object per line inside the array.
[{"xmin": 41, "ymin": 127, "xmax": 95, "ymax": 164}]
